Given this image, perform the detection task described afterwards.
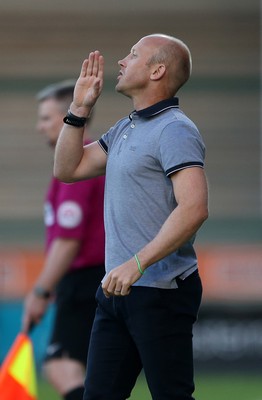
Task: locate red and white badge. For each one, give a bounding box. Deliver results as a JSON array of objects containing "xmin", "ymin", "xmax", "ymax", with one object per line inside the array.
[{"xmin": 57, "ymin": 201, "xmax": 83, "ymax": 228}]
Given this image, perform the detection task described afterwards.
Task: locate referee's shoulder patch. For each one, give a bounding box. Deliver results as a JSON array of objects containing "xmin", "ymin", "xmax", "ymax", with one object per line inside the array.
[{"xmin": 57, "ymin": 201, "xmax": 83, "ymax": 228}]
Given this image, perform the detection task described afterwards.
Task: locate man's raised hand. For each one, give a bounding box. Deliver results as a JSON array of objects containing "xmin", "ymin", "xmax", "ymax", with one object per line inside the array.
[{"xmin": 71, "ymin": 51, "xmax": 104, "ymax": 116}]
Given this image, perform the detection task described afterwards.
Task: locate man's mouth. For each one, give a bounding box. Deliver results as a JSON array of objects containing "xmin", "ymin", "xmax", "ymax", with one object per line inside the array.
[{"xmin": 117, "ymin": 70, "xmax": 123, "ymax": 79}]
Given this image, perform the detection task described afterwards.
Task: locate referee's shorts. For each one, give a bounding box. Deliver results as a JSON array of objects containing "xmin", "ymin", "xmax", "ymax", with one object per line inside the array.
[{"xmin": 44, "ymin": 265, "xmax": 105, "ymax": 366}]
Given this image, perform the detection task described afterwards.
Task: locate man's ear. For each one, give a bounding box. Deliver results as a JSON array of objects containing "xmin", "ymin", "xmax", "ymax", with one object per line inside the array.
[{"xmin": 150, "ymin": 64, "xmax": 166, "ymax": 81}]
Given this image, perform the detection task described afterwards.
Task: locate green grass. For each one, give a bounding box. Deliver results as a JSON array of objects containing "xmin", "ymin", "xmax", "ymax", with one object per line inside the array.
[
  {"xmin": 195, "ymin": 373, "xmax": 262, "ymax": 400},
  {"xmin": 38, "ymin": 372, "xmax": 262, "ymax": 399}
]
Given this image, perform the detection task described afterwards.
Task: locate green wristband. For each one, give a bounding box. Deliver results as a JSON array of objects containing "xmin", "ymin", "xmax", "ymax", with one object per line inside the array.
[{"xmin": 134, "ymin": 254, "xmax": 145, "ymax": 275}]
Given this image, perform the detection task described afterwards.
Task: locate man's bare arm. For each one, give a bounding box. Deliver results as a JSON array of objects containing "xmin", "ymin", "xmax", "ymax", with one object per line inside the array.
[
  {"xmin": 54, "ymin": 136, "xmax": 107, "ymax": 182},
  {"xmin": 54, "ymin": 51, "xmax": 107, "ymax": 182},
  {"xmin": 22, "ymin": 238, "xmax": 81, "ymax": 332}
]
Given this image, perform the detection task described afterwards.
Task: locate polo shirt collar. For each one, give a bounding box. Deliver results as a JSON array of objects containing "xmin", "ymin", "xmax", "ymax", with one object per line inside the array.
[{"xmin": 129, "ymin": 97, "xmax": 179, "ymax": 120}]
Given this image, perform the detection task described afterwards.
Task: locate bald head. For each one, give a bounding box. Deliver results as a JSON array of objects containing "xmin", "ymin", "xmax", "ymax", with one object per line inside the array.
[{"xmin": 141, "ymin": 34, "xmax": 192, "ymax": 95}]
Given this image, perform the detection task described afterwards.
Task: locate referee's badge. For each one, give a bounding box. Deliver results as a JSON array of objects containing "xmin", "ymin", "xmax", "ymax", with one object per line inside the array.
[{"xmin": 57, "ymin": 201, "xmax": 83, "ymax": 228}]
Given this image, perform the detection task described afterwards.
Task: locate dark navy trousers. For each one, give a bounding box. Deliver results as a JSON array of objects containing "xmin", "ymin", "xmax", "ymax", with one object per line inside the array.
[{"xmin": 83, "ymin": 270, "xmax": 202, "ymax": 400}]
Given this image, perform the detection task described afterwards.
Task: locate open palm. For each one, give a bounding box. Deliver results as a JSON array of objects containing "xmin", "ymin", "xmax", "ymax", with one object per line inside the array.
[{"xmin": 74, "ymin": 50, "xmax": 104, "ymax": 110}]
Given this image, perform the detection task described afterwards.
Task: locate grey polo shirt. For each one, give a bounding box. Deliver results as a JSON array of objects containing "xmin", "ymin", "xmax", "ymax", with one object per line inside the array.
[{"xmin": 98, "ymin": 97, "xmax": 205, "ymax": 289}]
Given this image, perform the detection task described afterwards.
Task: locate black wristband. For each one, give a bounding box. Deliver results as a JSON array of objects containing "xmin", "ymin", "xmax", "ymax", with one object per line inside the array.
[
  {"xmin": 34, "ymin": 286, "xmax": 52, "ymax": 299},
  {"xmin": 63, "ymin": 110, "xmax": 87, "ymax": 128}
]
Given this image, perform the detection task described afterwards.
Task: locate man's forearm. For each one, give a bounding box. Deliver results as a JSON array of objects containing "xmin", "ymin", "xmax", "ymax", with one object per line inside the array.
[{"xmin": 54, "ymin": 123, "xmax": 85, "ymax": 182}]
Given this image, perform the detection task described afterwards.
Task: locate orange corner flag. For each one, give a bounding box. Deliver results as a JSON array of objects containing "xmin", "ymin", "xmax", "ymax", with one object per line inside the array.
[{"xmin": 0, "ymin": 333, "xmax": 38, "ymax": 400}]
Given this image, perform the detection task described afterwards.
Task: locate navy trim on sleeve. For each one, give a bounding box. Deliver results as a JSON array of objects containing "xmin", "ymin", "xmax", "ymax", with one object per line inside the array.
[
  {"xmin": 166, "ymin": 161, "xmax": 204, "ymax": 176},
  {"xmin": 98, "ymin": 138, "xmax": 108, "ymax": 154}
]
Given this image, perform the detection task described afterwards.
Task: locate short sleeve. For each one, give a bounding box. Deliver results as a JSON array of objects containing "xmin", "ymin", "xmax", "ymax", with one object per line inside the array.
[
  {"xmin": 53, "ymin": 180, "xmax": 97, "ymax": 239},
  {"xmin": 159, "ymin": 121, "xmax": 205, "ymax": 176}
]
